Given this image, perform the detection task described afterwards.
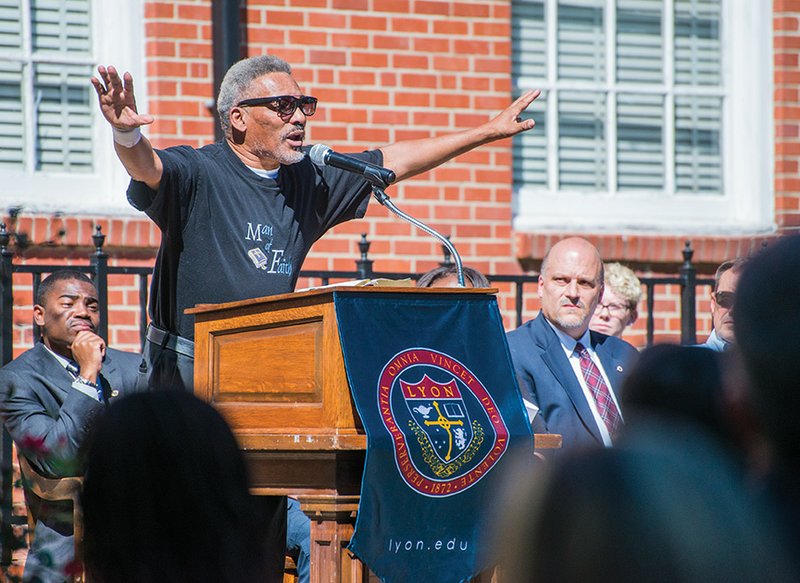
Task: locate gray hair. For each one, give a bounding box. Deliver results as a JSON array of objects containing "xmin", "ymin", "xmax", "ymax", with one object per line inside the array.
[{"xmin": 216, "ymin": 55, "xmax": 293, "ymax": 136}]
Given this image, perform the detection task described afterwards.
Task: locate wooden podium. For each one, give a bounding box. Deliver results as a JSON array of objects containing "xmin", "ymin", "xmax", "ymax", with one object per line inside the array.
[{"xmin": 188, "ymin": 286, "xmax": 561, "ymax": 583}]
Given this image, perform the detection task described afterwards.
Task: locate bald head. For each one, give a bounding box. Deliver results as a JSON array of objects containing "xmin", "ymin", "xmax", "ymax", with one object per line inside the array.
[{"xmin": 539, "ymin": 238, "xmax": 605, "ymax": 339}]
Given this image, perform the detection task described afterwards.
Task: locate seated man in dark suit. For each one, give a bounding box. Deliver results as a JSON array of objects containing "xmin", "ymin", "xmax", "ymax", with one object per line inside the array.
[
  {"xmin": 507, "ymin": 237, "xmax": 638, "ymax": 450},
  {"xmin": 0, "ymin": 270, "xmax": 141, "ymax": 582}
]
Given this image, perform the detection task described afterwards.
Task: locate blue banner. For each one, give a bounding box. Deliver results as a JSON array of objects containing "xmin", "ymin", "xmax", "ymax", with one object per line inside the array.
[{"xmin": 334, "ymin": 291, "xmax": 534, "ymax": 582}]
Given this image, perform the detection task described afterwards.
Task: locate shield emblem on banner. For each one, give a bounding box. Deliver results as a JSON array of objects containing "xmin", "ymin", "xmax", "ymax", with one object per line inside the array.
[{"xmin": 401, "ymin": 375, "xmax": 474, "ymax": 463}]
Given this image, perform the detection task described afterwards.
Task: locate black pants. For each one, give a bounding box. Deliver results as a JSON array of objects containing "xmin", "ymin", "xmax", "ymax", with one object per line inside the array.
[{"xmin": 138, "ymin": 324, "xmax": 195, "ymax": 392}]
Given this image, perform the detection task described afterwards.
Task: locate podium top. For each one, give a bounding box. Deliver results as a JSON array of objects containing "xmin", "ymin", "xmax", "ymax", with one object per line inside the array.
[{"xmin": 186, "ymin": 285, "xmax": 497, "ymax": 316}]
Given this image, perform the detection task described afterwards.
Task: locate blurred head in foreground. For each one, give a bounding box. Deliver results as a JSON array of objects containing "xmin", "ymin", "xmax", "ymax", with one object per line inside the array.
[
  {"xmin": 82, "ymin": 391, "xmax": 270, "ymax": 583},
  {"xmin": 499, "ymin": 427, "xmax": 796, "ymax": 583}
]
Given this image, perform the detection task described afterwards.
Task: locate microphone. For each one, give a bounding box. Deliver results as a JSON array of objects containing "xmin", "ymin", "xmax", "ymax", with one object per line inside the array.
[{"xmin": 309, "ymin": 144, "xmax": 396, "ymax": 186}]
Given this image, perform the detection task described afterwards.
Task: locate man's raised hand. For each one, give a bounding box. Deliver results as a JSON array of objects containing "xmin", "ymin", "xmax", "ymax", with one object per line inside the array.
[{"xmin": 91, "ymin": 65, "xmax": 154, "ymax": 131}]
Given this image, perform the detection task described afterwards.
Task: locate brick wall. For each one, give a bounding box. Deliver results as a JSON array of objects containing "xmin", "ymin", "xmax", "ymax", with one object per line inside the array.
[
  {"xmin": 2, "ymin": 0, "xmax": 788, "ymax": 354},
  {"xmin": 775, "ymin": 0, "xmax": 800, "ymax": 231}
]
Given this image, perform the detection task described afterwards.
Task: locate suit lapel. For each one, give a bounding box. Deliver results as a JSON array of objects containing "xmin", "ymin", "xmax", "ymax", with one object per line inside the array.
[
  {"xmin": 99, "ymin": 352, "xmax": 123, "ymax": 401},
  {"xmin": 533, "ymin": 317, "xmax": 603, "ymax": 444},
  {"xmin": 592, "ymin": 332, "xmax": 626, "ymax": 403},
  {"xmin": 30, "ymin": 343, "xmax": 74, "ymax": 398}
]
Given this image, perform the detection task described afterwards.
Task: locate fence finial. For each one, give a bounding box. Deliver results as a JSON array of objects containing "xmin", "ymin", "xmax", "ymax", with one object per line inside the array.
[
  {"xmin": 681, "ymin": 240, "xmax": 694, "ymax": 265},
  {"xmin": 0, "ymin": 224, "xmax": 8, "ymax": 254},
  {"xmin": 356, "ymin": 233, "xmax": 373, "ymax": 278},
  {"xmin": 92, "ymin": 225, "xmax": 106, "ymax": 256}
]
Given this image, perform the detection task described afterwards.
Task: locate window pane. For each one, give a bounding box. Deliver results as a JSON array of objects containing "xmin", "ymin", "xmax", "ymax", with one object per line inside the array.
[
  {"xmin": 32, "ymin": 0, "xmax": 92, "ymax": 55},
  {"xmin": 0, "ymin": 0, "xmax": 22, "ymax": 52},
  {"xmin": 675, "ymin": 95, "xmax": 722, "ymax": 193},
  {"xmin": 674, "ymin": 0, "xmax": 721, "ymax": 86},
  {"xmin": 617, "ymin": 93, "xmax": 664, "ymax": 190},
  {"xmin": 512, "ymin": 0, "xmax": 547, "ymax": 80},
  {"xmin": 559, "ymin": 91, "xmax": 606, "ymax": 189},
  {"xmin": 0, "ymin": 61, "xmax": 23, "ymax": 168},
  {"xmin": 514, "ymin": 90, "xmax": 548, "ymax": 188},
  {"xmin": 558, "ymin": 0, "xmax": 605, "ymax": 82},
  {"xmin": 616, "ymin": 0, "xmax": 662, "ymax": 84},
  {"xmin": 34, "ymin": 62, "xmax": 93, "ymax": 172}
]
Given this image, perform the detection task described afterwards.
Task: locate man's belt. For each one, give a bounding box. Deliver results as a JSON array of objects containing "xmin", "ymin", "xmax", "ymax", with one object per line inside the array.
[{"xmin": 145, "ymin": 324, "xmax": 195, "ymax": 358}]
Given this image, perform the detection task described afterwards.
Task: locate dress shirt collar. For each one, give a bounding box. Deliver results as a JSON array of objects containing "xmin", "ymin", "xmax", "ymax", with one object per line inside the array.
[
  {"xmin": 41, "ymin": 343, "xmax": 76, "ymax": 374},
  {"xmin": 543, "ymin": 317, "xmax": 592, "ymax": 355}
]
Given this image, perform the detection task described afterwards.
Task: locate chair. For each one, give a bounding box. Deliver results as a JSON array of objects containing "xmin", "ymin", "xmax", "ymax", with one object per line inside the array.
[{"xmin": 17, "ymin": 454, "xmax": 84, "ymax": 582}]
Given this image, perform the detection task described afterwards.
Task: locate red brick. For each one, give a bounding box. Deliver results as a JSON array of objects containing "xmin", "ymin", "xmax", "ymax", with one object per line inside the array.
[
  {"xmin": 453, "ymin": 2, "xmax": 489, "ymax": 18},
  {"xmin": 146, "ymin": 21, "xmax": 199, "ymax": 39},
  {"xmin": 352, "ymin": 51, "xmax": 389, "ymax": 68},
  {"xmin": 329, "ymin": 107, "xmax": 369, "ymax": 123},
  {"xmin": 145, "ymin": 2, "xmax": 175, "ymax": 18},
  {"xmin": 433, "ymin": 56, "xmax": 469, "ymax": 72},
  {"xmin": 309, "ymin": 50, "xmax": 347, "ymax": 65},
  {"xmin": 147, "ymin": 41, "xmax": 177, "ymax": 57},
  {"xmin": 290, "ymin": 30, "xmax": 330, "ymax": 45},
  {"xmin": 308, "ymin": 12, "xmax": 346, "ymax": 28},
  {"xmin": 177, "ymin": 4, "xmax": 211, "ymax": 21},
  {"xmin": 371, "ymin": 110, "xmax": 410, "ymax": 125},
  {"xmin": 391, "ymin": 17, "xmax": 430, "ymax": 33},
  {"xmin": 351, "ymin": 15, "xmax": 388, "ymax": 30},
  {"xmin": 417, "ymin": 1, "xmax": 449, "ymax": 16},
  {"xmin": 412, "ymin": 111, "xmax": 450, "ymax": 127},
  {"xmin": 352, "ymin": 90, "xmax": 389, "ymax": 105},
  {"xmin": 332, "ymin": 33, "xmax": 369, "ymax": 48},
  {"xmin": 333, "ymin": 0, "xmax": 368, "ymax": 9},
  {"xmin": 393, "ymin": 54, "xmax": 430, "ymax": 70},
  {"xmin": 775, "ymin": 52, "xmax": 800, "ymax": 67},
  {"xmin": 413, "ymin": 37, "xmax": 450, "ymax": 53},
  {"xmin": 433, "ymin": 20, "xmax": 469, "ymax": 35},
  {"xmin": 374, "ymin": 35, "xmax": 411, "ymax": 50},
  {"xmin": 147, "ymin": 61, "xmax": 188, "ymax": 78},
  {"xmin": 474, "ymin": 22, "xmax": 509, "ymax": 37},
  {"xmin": 338, "ymin": 70, "xmax": 375, "ymax": 85},
  {"xmin": 353, "ymin": 127, "xmax": 390, "ymax": 143}
]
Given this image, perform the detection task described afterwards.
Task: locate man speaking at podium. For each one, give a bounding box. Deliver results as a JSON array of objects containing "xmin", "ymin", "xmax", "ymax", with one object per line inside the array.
[{"xmin": 92, "ymin": 54, "xmax": 540, "ymax": 394}]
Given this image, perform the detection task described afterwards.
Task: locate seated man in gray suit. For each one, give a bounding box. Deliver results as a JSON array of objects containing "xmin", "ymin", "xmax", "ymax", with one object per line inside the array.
[
  {"xmin": 0, "ymin": 270, "xmax": 141, "ymax": 582},
  {"xmin": 507, "ymin": 238, "xmax": 638, "ymax": 450}
]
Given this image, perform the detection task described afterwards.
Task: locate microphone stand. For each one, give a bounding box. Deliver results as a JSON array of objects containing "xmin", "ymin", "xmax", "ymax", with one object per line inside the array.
[{"xmin": 369, "ymin": 180, "xmax": 465, "ymax": 288}]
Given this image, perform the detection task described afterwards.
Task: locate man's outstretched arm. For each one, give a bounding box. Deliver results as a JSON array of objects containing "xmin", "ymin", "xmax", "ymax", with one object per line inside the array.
[
  {"xmin": 91, "ymin": 65, "xmax": 162, "ymax": 191},
  {"xmin": 379, "ymin": 89, "xmax": 541, "ymax": 182}
]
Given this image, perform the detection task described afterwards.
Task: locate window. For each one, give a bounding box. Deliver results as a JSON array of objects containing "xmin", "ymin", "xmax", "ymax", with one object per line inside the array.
[
  {"xmin": 511, "ymin": 0, "xmax": 773, "ymax": 233},
  {"xmin": 0, "ymin": 0, "xmax": 144, "ymax": 212}
]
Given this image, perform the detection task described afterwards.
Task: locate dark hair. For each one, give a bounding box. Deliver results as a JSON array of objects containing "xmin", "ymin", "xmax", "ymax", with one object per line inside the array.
[
  {"xmin": 735, "ymin": 236, "xmax": 800, "ymax": 460},
  {"xmin": 501, "ymin": 434, "xmax": 797, "ymax": 582},
  {"xmin": 82, "ymin": 392, "xmax": 269, "ymax": 582},
  {"xmin": 35, "ymin": 270, "xmax": 95, "ymax": 305},
  {"xmin": 713, "ymin": 258, "xmax": 747, "ymax": 293},
  {"xmin": 416, "ymin": 265, "xmax": 490, "ymax": 288},
  {"xmin": 620, "ymin": 344, "xmax": 732, "ymax": 446}
]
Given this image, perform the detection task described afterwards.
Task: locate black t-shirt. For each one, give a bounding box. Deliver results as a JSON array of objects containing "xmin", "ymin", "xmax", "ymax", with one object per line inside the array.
[{"xmin": 128, "ymin": 140, "xmax": 381, "ymax": 339}]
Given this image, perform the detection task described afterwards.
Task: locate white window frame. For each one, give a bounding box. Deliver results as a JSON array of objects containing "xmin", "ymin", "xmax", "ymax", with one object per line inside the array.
[
  {"xmin": 0, "ymin": 0, "xmax": 145, "ymax": 214},
  {"xmin": 512, "ymin": 0, "xmax": 774, "ymax": 234}
]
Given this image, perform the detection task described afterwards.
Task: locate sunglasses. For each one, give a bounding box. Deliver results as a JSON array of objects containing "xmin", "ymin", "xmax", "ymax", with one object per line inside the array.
[
  {"xmin": 714, "ymin": 291, "xmax": 735, "ymax": 309},
  {"xmin": 236, "ymin": 95, "xmax": 318, "ymax": 117}
]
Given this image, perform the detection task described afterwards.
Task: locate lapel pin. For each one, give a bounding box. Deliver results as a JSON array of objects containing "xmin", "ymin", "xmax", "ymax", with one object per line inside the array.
[
  {"xmin": 111, "ymin": 390, "xmax": 119, "ymax": 397},
  {"xmin": 616, "ymin": 365, "xmax": 623, "ymax": 373}
]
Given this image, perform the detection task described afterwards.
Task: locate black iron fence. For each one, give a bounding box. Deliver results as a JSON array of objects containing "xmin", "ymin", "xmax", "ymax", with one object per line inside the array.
[{"xmin": 0, "ymin": 223, "xmax": 712, "ymax": 563}]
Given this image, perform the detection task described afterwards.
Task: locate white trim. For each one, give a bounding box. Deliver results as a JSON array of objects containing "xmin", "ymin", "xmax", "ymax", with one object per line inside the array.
[
  {"xmin": 0, "ymin": 0, "xmax": 146, "ymax": 214},
  {"xmin": 512, "ymin": 0, "xmax": 774, "ymax": 234}
]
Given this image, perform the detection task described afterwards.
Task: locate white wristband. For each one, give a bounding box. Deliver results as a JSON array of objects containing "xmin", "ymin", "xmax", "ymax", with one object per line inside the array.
[{"xmin": 113, "ymin": 126, "xmax": 142, "ymax": 148}]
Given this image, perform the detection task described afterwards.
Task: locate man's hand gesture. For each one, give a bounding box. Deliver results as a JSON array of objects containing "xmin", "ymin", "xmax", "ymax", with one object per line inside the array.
[
  {"xmin": 485, "ymin": 89, "xmax": 542, "ymax": 140},
  {"xmin": 91, "ymin": 65, "xmax": 154, "ymax": 131},
  {"xmin": 70, "ymin": 331, "xmax": 106, "ymax": 385}
]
